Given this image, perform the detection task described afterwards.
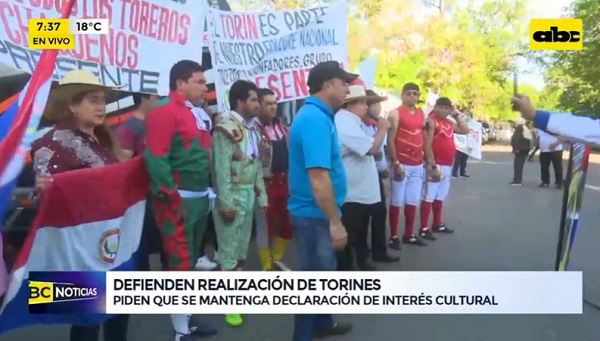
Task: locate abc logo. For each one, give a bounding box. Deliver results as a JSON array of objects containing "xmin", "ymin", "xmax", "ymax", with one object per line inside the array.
[
  {"xmin": 529, "ymin": 19, "xmax": 583, "ymax": 51},
  {"xmin": 28, "ymin": 281, "xmax": 54, "ymax": 304}
]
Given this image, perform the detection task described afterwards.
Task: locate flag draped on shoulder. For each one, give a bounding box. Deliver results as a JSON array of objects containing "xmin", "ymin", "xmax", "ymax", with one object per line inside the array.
[
  {"xmin": 0, "ymin": 157, "xmax": 149, "ymax": 334},
  {"xmin": 0, "ymin": 0, "xmax": 76, "ymax": 301}
]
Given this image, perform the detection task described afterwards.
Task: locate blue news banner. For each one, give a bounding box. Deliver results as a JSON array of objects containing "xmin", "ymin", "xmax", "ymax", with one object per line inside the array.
[{"xmin": 28, "ymin": 271, "xmax": 107, "ymax": 314}]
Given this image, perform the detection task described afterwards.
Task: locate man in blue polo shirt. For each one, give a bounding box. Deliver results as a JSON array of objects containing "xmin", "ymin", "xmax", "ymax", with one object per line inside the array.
[{"xmin": 288, "ymin": 61, "xmax": 358, "ymax": 341}]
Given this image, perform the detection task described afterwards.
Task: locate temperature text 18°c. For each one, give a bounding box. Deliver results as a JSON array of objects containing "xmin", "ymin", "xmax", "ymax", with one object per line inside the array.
[{"xmin": 69, "ymin": 19, "xmax": 110, "ymax": 35}]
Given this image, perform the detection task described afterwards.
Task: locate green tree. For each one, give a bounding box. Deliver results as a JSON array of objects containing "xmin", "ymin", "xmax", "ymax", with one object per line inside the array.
[{"xmin": 542, "ymin": 0, "xmax": 600, "ymax": 115}]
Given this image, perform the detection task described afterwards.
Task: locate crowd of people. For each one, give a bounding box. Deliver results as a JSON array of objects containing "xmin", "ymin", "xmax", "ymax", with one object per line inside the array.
[
  {"xmin": 510, "ymin": 117, "xmax": 566, "ymax": 188},
  {"xmin": 27, "ymin": 59, "xmax": 473, "ymax": 340}
]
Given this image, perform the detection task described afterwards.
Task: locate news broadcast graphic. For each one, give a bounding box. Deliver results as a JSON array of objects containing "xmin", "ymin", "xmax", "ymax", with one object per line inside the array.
[
  {"xmin": 28, "ymin": 18, "xmax": 75, "ymax": 50},
  {"xmin": 203, "ymin": 0, "xmax": 349, "ymax": 112},
  {"xmin": 28, "ymin": 271, "xmax": 106, "ymax": 314},
  {"xmin": 0, "ymin": 0, "xmax": 205, "ymax": 94},
  {"xmin": 556, "ymin": 143, "xmax": 591, "ymax": 271},
  {"xmin": 105, "ymin": 271, "xmax": 582, "ymax": 314},
  {"xmin": 69, "ymin": 18, "xmax": 110, "ymax": 34}
]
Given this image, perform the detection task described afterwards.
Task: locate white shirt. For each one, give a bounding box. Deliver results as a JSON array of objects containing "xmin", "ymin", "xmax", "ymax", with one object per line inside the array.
[
  {"xmin": 335, "ymin": 109, "xmax": 381, "ymax": 204},
  {"xmin": 538, "ymin": 130, "xmax": 563, "ymax": 152},
  {"xmin": 361, "ymin": 121, "xmax": 388, "ymax": 172}
]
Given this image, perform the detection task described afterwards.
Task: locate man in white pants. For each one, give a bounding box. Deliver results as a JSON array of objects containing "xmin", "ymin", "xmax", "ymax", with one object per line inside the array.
[
  {"xmin": 387, "ymin": 83, "xmax": 435, "ymax": 248},
  {"xmin": 420, "ymin": 98, "xmax": 470, "ymax": 237}
]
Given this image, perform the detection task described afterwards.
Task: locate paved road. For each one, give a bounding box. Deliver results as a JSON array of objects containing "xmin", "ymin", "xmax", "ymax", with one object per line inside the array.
[{"xmin": 2, "ymin": 145, "xmax": 600, "ymax": 341}]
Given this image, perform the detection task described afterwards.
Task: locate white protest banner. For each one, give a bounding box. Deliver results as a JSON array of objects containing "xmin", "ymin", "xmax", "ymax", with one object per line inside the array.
[
  {"xmin": 455, "ymin": 119, "xmax": 483, "ymax": 159},
  {"xmin": 0, "ymin": 0, "xmax": 205, "ymax": 94},
  {"xmin": 204, "ymin": 0, "xmax": 348, "ymax": 112}
]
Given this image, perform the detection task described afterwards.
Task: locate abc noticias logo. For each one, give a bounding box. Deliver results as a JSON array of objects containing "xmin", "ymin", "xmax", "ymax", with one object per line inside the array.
[
  {"xmin": 530, "ymin": 18, "xmax": 583, "ymax": 50},
  {"xmin": 28, "ymin": 280, "xmax": 99, "ymax": 305}
]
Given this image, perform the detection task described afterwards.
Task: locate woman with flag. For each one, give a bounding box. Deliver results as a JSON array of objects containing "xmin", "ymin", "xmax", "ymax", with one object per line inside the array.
[{"xmin": 31, "ymin": 70, "xmax": 130, "ymax": 341}]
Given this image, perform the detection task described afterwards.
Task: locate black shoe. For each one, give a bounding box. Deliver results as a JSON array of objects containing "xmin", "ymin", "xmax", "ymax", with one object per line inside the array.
[
  {"xmin": 432, "ymin": 224, "xmax": 454, "ymax": 234},
  {"xmin": 539, "ymin": 183, "xmax": 549, "ymax": 187},
  {"xmin": 402, "ymin": 234, "xmax": 427, "ymax": 246},
  {"xmin": 556, "ymin": 183, "xmax": 563, "ymax": 189},
  {"xmin": 314, "ymin": 322, "xmax": 353, "ymax": 339},
  {"xmin": 388, "ymin": 237, "xmax": 401, "ymax": 250},
  {"xmin": 419, "ymin": 228, "xmax": 436, "ymax": 241},
  {"xmin": 372, "ymin": 254, "xmax": 400, "ymax": 263},
  {"xmin": 509, "ymin": 181, "xmax": 522, "ymax": 186},
  {"xmin": 460, "ymin": 174, "xmax": 470, "ymax": 179},
  {"xmin": 451, "ymin": 174, "xmax": 458, "ymax": 178},
  {"xmin": 357, "ymin": 262, "xmax": 377, "ymax": 271},
  {"xmin": 177, "ymin": 324, "xmax": 218, "ymax": 340}
]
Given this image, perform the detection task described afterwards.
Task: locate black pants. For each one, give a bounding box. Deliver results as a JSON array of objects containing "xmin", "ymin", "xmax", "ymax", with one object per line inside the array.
[
  {"xmin": 199, "ymin": 212, "xmax": 218, "ymax": 257},
  {"xmin": 364, "ymin": 174, "xmax": 388, "ymax": 258},
  {"xmin": 513, "ymin": 151, "xmax": 528, "ymax": 183},
  {"xmin": 540, "ymin": 151, "xmax": 563, "ymax": 185},
  {"xmin": 452, "ymin": 151, "xmax": 468, "ymax": 176},
  {"xmin": 70, "ymin": 314, "xmax": 130, "ymax": 341},
  {"xmin": 337, "ymin": 202, "xmax": 371, "ymax": 270}
]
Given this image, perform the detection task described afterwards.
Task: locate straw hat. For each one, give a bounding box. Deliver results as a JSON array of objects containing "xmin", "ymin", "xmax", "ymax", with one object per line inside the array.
[
  {"xmin": 366, "ymin": 89, "xmax": 388, "ymax": 105},
  {"xmin": 343, "ymin": 84, "xmax": 380, "ymax": 103},
  {"xmin": 51, "ymin": 70, "xmax": 125, "ymax": 100},
  {"xmin": 44, "ymin": 70, "xmax": 125, "ymax": 122}
]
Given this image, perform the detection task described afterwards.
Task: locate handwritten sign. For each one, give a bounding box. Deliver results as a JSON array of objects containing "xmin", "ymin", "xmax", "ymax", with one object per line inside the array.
[
  {"xmin": 0, "ymin": 0, "xmax": 205, "ymax": 94},
  {"xmin": 454, "ymin": 119, "xmax": 482, "ymax": 159},
  {"xmin": 204, "ymin": 0, "xmax": 348, "ymax": 112}
]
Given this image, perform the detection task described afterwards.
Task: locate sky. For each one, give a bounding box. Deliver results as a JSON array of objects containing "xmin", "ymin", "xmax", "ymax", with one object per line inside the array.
[{"xmin": 517, "ymin": 0, "xmax": 574, "ymax": 89}]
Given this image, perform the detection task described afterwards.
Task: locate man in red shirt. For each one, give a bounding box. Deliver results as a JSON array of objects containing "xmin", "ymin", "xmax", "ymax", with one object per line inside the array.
[
  {"xmin": 420, "ymin": 98, "xmax": 469, "ymax": 236},
  {"xmin": 387, "ymin": 83, "xmax": 434, "ymax": 248}
]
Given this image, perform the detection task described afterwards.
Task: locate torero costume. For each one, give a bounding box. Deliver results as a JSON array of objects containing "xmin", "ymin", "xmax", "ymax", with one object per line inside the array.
[
  {"xmin": 145, "ymin": 92, "xmax": 216, "ymax": 339},
  {"xmin": 388, "ymin": 105, "xmax": 427, "ymax": 247},
  {"xmin": 212, "ymin": 111, "xmax": 267, "ymax": 326},
  {"xmin": 254, "ymin": 117, "xmax": 293, "ymax": 271}
]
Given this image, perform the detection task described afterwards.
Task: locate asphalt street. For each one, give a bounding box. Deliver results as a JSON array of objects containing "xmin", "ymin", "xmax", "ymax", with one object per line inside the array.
[{"xmin": 2, "ymin": 145, "xmax": 600, "ymax": 341}]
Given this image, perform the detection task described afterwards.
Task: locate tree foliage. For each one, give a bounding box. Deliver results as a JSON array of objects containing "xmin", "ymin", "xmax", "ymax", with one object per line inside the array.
[{"xmin": 542, "ymin": 0, "xmax": 600, "ymax": 115}]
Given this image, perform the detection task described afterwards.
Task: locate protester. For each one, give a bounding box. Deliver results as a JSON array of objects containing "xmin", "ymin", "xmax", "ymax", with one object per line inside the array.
[
  {"xmin": 387, "ymin": 82, "xmax": 433, "ymax": 248},
  {"xmin": 114, "ymin": 94, "xmax": 167, "ymax": 271},
  {"xmin": 144, "ymin": 60, "xmax": 217, "ymax": 340},
  {"xmin": 212, "ymin": 80, "xmax": 267, "ymax": 327},
  {"xmin": 510, "ymin": 117, "xmax": 532, "ymax": 186},
  {"xmin": 361, "ymin": 89, "xmax": 400, "ymax": 264},
  {"xmin": 452, "ymin": 150, "xmax": 470, "ymax": 178},
  {"xmin": 334, "ymin": 82, "xmax": 389, "ymax": 271},
  {"xmin": 254, "ymin": 88, "xmax": 292, "ymax": 271},
  {"xmin": 536, "ymin": 129, "xmax": 565, "ymax": 189},
  {"xmin": 420, "ymin": 98, "xmax": 469, "ymax": 235},
  {"xmin": 288, "ymin": 61, "xmax": 355, "ymax": 340},
  {"xmin": 31, "ymin": 70, "xmax": 130, "ymax": 341}
]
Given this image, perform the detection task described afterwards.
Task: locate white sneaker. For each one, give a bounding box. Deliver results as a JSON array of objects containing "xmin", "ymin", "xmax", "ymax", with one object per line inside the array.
[
  {"xmin": 273, "ymin": 260, "xmax": 291, "ymax": 271},
  {"xmin": 195, "ymin": 256, "xmax": 217, "ymax": 271}
]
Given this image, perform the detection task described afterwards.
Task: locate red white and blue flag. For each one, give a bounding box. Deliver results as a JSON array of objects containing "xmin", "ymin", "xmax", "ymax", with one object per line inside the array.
[{"xmin": 0, "ymin": 158, "xmax": 148, "ymax": 334}]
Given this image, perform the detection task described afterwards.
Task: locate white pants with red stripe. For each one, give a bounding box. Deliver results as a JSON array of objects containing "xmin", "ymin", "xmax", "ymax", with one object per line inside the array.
[
  {"xmin": 424, "ymin": 165, "xmax": 453, "ymax": 202},
  {"xmin": 390, "ymin": 163, "xmax": 424, "ymax": 206}
]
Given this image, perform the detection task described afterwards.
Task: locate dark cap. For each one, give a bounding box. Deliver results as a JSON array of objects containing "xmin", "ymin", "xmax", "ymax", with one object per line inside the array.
[
  {"xmin": 402, "ymin": 82, "xmax": 420, "ymax": 93},
  {"xmin": 435, "ymin": 97, "xmax": 452, "ymax": 107},
  {"xmin": 307, "ymin": 61, "xmax": 359, "ymax": 93}
]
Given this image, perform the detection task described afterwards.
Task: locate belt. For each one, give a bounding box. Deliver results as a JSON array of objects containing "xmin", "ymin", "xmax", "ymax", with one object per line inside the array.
[{"xmin": 177, "ymin": 188, "xmax": 217, "ymax": 212}]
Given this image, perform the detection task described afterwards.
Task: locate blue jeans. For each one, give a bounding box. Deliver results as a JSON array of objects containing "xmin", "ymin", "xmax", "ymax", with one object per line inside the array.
[{"xmin": 291, "ymin": 215, "xmax": 336, "ymax": 341}]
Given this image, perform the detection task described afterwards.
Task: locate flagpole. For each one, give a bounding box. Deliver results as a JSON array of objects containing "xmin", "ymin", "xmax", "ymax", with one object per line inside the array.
[{"xmin": 0, "ymin": 0, "xmax": 76, "ymax": 173}]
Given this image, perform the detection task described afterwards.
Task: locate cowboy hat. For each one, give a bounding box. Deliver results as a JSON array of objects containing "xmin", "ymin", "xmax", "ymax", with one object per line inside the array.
[
  {"xmin": 44, "ymin": 70, "xmax": 125, "ymax": 123},
  {"xmin": 343, "ymin": 84, "xmax": 380, "ymax": 103},
  {"xmin": 50, "ymin": 70, "xmax": 126, "ymax": 100},
  {"xmin": 366, "ymin": 89, "xmax": 388, "ymax": 105}
]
